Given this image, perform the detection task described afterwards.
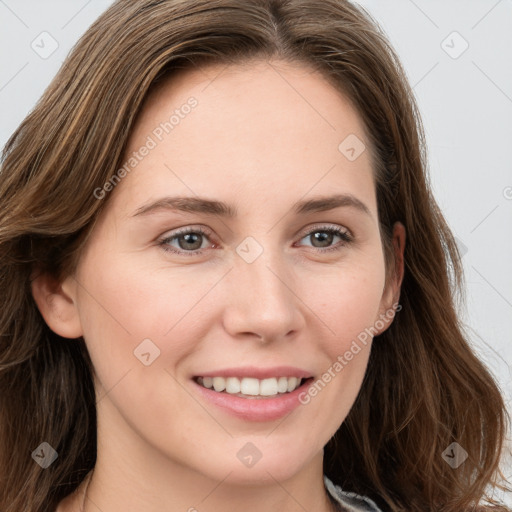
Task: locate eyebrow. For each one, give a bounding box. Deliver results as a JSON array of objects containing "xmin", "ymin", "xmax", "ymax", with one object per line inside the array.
[{"xmin": 131, "ymin": 193, "xmax": 371, "ymax": 218}]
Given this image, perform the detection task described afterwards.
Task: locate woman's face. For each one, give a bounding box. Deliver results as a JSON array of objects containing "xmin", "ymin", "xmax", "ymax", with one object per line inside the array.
[{"xmin": 45, "ymin": 60, "xmax": 403, "ymax": 485}]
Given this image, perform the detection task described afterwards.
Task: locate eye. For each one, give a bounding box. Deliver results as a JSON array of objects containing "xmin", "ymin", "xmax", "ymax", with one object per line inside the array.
[
  {"xmin": 296, "ymin": 225, "xmax": 352, "ymax": 252},
  {"xmin": 158, "ymin": 224, "xmax": 353, "ymax": 257},
  {"xmin": 159, "ymin": 227, "xmax": 215, "ymax": 256}
]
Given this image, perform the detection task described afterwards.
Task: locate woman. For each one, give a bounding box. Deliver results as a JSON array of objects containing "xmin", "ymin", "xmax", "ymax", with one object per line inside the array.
[{"xmin": 0, "ymin": 0, "xmax": 509, "ymax": 511}]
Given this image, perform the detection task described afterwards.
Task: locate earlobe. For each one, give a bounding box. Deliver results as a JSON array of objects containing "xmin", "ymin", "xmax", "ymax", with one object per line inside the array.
[
  {"xmin": 30, "ymin": 269, "xmax": 83, "ymax": 339},
  {"xmin": 391, "ymin": 221, "xmax": 406, "ymax": 302}
]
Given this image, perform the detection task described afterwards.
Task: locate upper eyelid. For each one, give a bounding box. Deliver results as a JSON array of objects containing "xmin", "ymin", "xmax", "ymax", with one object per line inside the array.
[
  {"xmin": 296, "ymin": 223, "xmax": 352, "ymax": 239},
  {"xmin": 160, "ymin": 224, "xmax": 215, "ymax": 240},
  {"xmin": 161, "ymin": 223, "xmax": 350, "ymax": 238}
]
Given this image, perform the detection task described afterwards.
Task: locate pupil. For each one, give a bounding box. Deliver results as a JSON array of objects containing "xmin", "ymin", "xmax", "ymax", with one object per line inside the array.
[
  {"xmin": 312, "ymin": 231, "xmax": 333, "ymax": 247},
  {"xmin": 179, "ymin": 233, "xmax": 202, "ymax": 250}
]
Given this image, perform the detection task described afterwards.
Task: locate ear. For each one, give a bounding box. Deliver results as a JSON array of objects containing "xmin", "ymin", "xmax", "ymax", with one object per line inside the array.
[
  {"xmin": 30, "ymin": 268, "xmax": 83, "ymax": 339},
  {"xmin": 374, "ymin": 221, "xmax": 406, "ymax": 335}
]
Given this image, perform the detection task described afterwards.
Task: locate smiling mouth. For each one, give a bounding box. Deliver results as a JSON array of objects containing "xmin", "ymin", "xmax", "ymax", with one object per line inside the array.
[{"xmin": 194, "ymin": 376, "xmax": 311, "ymax": 399}]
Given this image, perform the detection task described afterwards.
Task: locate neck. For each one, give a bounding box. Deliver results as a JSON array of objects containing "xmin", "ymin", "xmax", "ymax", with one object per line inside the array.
[{"xmin": 83, "ymin": 453, "xmax": 335, "ymax": 512}]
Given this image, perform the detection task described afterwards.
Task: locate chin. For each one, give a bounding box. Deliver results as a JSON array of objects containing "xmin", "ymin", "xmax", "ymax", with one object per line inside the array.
[{"xmin": 197, "ymin": 438, "xmax": 320, "ymax": 486}]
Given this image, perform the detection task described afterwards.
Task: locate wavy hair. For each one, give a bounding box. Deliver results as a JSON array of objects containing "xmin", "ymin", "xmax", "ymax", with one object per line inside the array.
[{"xmin": 0, "ymin": 0, "xmax": 510, "ymax": 510}]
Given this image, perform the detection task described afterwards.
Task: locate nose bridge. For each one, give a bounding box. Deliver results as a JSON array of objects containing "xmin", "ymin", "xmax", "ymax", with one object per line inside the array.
[
  {"xmin": 223, "ymin": 237, "xmax": 302, "ymax": 340},
  {"xmin": 236, "ymin": 245, "xmax": 291, "ymax": 311}
]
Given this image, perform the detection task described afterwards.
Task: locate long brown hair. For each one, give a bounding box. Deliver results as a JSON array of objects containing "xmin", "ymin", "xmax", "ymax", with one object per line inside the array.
[{"xmin": 0, "ymin": 1, "xmax": 510, "ymax": 511}]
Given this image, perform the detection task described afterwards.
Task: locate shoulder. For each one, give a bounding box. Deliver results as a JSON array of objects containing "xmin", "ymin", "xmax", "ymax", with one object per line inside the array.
[
  {"xmin": 324, "ymin": 476, "xmax": 383, "ymax": 512},
  {"xmin": 323, "ymin": 477, "xmax": 511, "ymax": 512}
]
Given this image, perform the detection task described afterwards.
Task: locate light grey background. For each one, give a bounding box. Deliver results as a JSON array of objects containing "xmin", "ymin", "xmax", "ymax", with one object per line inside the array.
[{"xmin": 1, "ymin": 0, "xmax": 511, "ymax": 505}]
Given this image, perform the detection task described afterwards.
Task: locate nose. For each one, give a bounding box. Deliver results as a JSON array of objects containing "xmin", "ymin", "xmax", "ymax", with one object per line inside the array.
[{"xmin": 221, "ymin": 247, "xmax": 305, "ymax": 343}]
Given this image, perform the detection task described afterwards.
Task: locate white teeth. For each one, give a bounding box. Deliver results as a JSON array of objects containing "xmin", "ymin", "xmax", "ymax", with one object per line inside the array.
[
  {"xmin": 225, "ymin": 377, "xmax": 241, "ymax": 394},
  {"xmin": 197, "ymin": 376, "xmax": 304, "ymax": 396},
  {"xmin": 240, "ymin": 377, "xmax": 260, "ymax": 395},
  {"xmin": 287, "ymin": 377, "xmax": 298, "ymax": 392},
  {"xmin": 277, "ymin": 376, "xmax": 288, "ymax": 393},
  {"xmin": 212, "ymin": 377, "xmax": 226, "ymax": 392},
  {"xmin": 260, "ymin": 378, "xmax": 278, "ymax": 396}
]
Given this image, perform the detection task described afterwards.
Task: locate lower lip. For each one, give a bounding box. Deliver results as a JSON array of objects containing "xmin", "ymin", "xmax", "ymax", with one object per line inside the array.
[{"xmin": 192, "ymin": 378, "xmax": 314, "ymax": 422}]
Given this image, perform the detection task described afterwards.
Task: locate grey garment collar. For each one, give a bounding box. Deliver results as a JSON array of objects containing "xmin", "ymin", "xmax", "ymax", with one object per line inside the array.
[{"xmin": 324, "ymin": 476, "xmax": 383, "ymax": 512}]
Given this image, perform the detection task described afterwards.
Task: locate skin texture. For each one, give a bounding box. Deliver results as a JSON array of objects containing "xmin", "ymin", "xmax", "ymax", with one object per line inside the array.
[{"xmin": 33, "ymin": 59, "xmax": 405, "ymax": 512}]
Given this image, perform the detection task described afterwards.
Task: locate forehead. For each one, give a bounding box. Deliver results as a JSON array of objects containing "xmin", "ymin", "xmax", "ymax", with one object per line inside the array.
[
  {"xmin": 106, "ymin": 59, "xmax": 376, "ymax": 218},
  {"xmin": 136, "ymin": 59, "xmax": 367, "ymax": 145}
]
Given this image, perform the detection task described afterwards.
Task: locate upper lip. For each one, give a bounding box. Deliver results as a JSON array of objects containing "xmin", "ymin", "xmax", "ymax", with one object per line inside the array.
[{"xmin": 194, "ymin": 366, "xmax": 313, "ymax": 380}]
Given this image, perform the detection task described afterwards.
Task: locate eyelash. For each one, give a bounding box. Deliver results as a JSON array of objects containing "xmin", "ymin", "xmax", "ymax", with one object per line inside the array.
[{"xmin": 158, "ymin": 225, "xmax": 353, "ymax": 256}]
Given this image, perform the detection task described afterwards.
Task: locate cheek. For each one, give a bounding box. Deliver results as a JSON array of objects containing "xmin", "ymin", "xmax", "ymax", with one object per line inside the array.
[
  {"xmin": 73, "ymin": 253, "xmax": 222, "ymax": 380},
  {"xmin": 289, "ymin": 254, "xmax": 385, "ymax": 417},
  {"xmin": 305, "ymin": 256, "xmax": 386, "ymax": 351}
]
